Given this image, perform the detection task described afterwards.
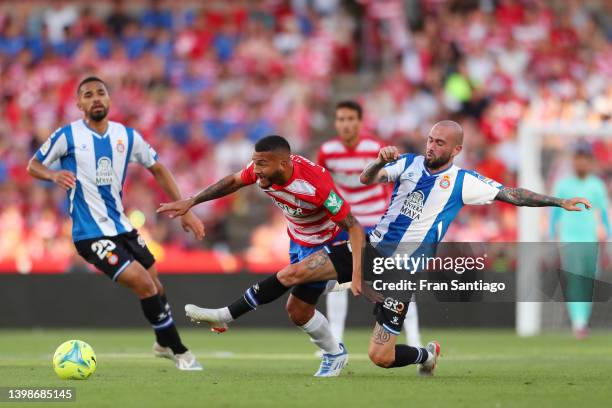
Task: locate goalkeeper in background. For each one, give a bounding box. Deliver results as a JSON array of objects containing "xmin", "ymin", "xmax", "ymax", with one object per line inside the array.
[{"xmin": 550, "ymin": 143, "xmax": 611, "ymax": 339}]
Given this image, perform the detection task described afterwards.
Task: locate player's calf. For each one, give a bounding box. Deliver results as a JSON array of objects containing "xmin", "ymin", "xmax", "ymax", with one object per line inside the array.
[{"xmin": 286, "ymin": 295, "xmax": 315, "ymax": 326}]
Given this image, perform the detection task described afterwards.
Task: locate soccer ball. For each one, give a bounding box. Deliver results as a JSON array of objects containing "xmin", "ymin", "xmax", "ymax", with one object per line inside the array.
[{"xmin": 52, "ymin": 340, "xmax": 97, "ymax": 380}]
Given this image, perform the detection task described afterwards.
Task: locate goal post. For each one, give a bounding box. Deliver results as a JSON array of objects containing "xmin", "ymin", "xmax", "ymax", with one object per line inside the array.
[{"xmin": 516, "ymin": 121, "xmax": 612, "ymax": 336}]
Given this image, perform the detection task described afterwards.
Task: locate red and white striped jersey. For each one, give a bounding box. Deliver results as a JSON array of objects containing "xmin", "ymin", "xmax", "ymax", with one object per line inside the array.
[
  {"xmin": 317, "ymin": 137, "xmax": 389, "ymax": 227},
  {"xmin": 240, "ymin": 155, "xmax": 351, "ymax": 247}
]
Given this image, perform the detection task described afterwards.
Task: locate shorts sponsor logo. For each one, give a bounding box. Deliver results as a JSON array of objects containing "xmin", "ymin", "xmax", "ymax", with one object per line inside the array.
[
  {"xmin": 383, "ymin": 297, "xmax": 405, "ymax": 314},
  {"xmin": 137, "ymin": 235, "xmax": 146, "ymax": 247},
  {"xmin": 400, "ymin": 190, "xmax": 424, "ymax": 220},
  {"xmin": 324, "ymin": 191, "xmax": 343, "ymax": 215}
]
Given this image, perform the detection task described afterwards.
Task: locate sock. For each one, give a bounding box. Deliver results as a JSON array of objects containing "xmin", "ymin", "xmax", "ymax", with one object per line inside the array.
[
  {"xmin": 326, "ymin": 290, "xmax": 348, "ymax": 342},
  {"xmin": 390, "ymin": 345, "xmax": 429, "ymax": 368},
  {"xmin": 404, "ymin": 296, "xmax": 422, "ymax": 347},
  {"xmin": 159, "ymin": 293, "xmax": 170, "ymax": 314},
  {"xmin": 140, "ymin": 294, "xmax": 187, "ymax": 354},
  {"xmin": 228, "ymin": 274, "xmax": 290, "ymax": 319},
  {"xmin": 300, "ymin": 309, "xmax": 342, "ymax": 354},
  {"xmin": 568, "ymin": 301, "xmax": 592, "ymax": 330}
]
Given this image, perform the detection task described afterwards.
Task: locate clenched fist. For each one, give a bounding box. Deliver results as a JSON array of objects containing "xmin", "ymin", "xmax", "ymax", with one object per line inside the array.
[{"xmin": 378, "ymin": 146, "xmax": 400, "ymax": 164}]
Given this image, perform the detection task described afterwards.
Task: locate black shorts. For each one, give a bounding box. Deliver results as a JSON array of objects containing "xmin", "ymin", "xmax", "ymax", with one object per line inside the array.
[
  {"xmin": 326, "ymin": 240, "xmax": 383, "ymax": 284},
  {"xmin": 74, "ymin": 229, "xmax": 155, "ymax": 281}
]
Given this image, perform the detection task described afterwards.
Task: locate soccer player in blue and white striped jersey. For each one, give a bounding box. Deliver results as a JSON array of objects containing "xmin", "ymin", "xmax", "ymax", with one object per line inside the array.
[
  {"xmin": 182, "ymin": 120, "xmax": 590, "ymax": 377},
  {"xmin": 27, "ymin": 76, "xmax": 205, "ymax": 370}
]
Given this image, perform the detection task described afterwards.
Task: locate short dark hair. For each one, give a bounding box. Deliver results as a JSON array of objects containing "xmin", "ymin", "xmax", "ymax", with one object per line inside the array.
[
  {"xmin": 77, "ymin": 76, "xmax": 108, "ymax": 95},
  {"xmin": 336, "ymin": 100, "xmax": 362, "ymax": 119},
  {"xmin": 255, "ymin": 135, "xmax": 291, "ymax": 153}
]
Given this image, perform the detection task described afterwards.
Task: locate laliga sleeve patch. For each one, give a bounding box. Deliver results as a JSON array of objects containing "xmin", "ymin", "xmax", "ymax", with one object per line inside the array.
[
  {"xmin": 39, "ymin": 138, "xmax": 52, "ymax": 156},
  {"xmin": 323, "ymin": 190, "xmax": 344, "ymax": 215}
]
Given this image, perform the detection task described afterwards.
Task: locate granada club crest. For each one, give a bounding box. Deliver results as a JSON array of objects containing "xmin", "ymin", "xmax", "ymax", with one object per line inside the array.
[{"xmin": 439, "ymin": 175, "xmax": 451, "ymax": 189}]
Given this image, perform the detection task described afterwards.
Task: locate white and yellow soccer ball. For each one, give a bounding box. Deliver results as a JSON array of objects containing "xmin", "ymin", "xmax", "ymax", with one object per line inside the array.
[{"xmin": 52, "ymin": 340, "xmax": 97, "ymax": 380}]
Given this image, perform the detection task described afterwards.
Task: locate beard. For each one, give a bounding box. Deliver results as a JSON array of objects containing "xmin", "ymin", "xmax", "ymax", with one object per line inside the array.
[
  {"xmin": 257, "ymin": 169, "xmax": 284, "ymax": 188},
  {"xmin": 88, "ymin": 106, "xmax": 108, "ymax": 122},
  {"xmin": 424, "ymin": 152, "xmax": 452, "ymax": 170}
]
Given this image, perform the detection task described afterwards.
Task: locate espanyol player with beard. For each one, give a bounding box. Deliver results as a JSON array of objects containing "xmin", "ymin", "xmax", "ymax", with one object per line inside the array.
[
  {"xmin": 318, "ymin": 100, "xmax": 422, "ymax": 348},
  {"xmin": 174, "ymin": 120, "xmax": 589, "ymax": 376},
  {"xmin": 27, "ymin": 77, "xmax": 204, "ymax": 370},
  {"xmin": 157, "ymin": 135, "xmax": 364, "ymax": 377}
]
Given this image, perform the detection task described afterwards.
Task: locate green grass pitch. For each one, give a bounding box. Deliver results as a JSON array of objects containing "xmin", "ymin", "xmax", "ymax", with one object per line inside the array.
[{"xmin": 1, "ymin": 328, "xmax": 611, "ymax": 407}]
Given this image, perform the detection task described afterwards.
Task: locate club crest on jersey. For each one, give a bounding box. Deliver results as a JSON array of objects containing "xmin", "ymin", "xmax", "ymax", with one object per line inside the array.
[
  {"xmin": 116, "ymin": 139, "xmax": 125, "ymax": 153},
  {"xmin": 439, "ymin": 175, "xmax": 451, "ymax": 189},
  {"xmin": 323, "ymin": 191, "xmax": 343, "ymax": 215},
  {"xmin": 400, "ymin": 190, "xmax": 424, "ymax": 220},
  {"xmin": 96, "ymin": 157, "xmax": 114, "ymax": 185}
]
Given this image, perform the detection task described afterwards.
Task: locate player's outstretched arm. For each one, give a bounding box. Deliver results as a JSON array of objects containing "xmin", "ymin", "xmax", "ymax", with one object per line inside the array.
[
  {"xmin": 495, "ymin": 187, "xmax": 591, "ymax": 211},
  {"xmin": 26, "ymin": 157, "xmax": 75, "ymax": 190},
  {"xmin": 338, "ymin": 213, "xmax": 365, "ymax": 296},
  {"xmin": 148, "ymin": 162, "xmax": 205, "ymax": 240},
  {"xmin": 157, "ymin": 172, "xmax": 246, "ymax": 218},
  {"xmin": 360, "ymin": 146, "xmax": 400, "ymax": 185}
]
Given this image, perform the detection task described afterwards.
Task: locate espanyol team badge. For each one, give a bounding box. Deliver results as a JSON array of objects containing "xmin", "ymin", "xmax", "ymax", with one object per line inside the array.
[
  {"xmin": 107, "ymin": 252, "xmax": 119, "ymax": 265},
  {"xmin": 117, "ymin": 140, "xmax": 125, "ymax": 153},
  {"xmin": 439, "ymin": 175, "xmax": 451, "ymax": 189}
]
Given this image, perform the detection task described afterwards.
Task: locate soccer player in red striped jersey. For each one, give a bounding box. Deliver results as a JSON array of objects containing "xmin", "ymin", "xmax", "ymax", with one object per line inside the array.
[
  {"xmin": 317, "ymin": 101, "xmax": 422, "ymax": 347},
  {"xmin": 158, "ymin": 135, "xmax": 364, "ymax": 377}
]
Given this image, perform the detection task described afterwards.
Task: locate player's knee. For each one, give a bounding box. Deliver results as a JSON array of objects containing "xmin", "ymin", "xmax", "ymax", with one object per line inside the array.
[
  {"xmin": 368, "ymin": 346, "xmax": 395, "ymax": 368},
  {"xmin": 130, "ymin": 273, "xmax": 158, "ymax": 298},
  {"xmin": 285, "ymin": 299, "xmax": 314, "ymax": 326}
]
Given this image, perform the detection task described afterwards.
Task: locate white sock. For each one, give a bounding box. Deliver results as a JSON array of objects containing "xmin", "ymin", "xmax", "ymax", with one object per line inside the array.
[
  {"xmin": 326, "ymin": 290, "xmax": 348, "ymax": 342},
  {"xmin": 300, "ymin": 309, "xmax": 342, "ymax": 354},
  {"xmin": 218, "ymin": 307, "xmax": 233, "ymax": 323},
  {"xmin": 404, "ymin": 295, "xmax": 422, "ymax": 347}
]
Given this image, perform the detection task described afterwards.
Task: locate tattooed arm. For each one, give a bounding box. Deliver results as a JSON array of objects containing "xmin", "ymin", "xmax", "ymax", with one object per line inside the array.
[
  {"xmin": 495, "ymin": 187, "xmax": 591, "ymax": 211},
  {"xmin": 360, "ymin": 146, "xmax": 401, "ymax": 185},
  {"xmin": 338, "ymin": 213, "xmax": 365, "ymax": 296},
  {"xmin": 157, "ymin": 172, "xmax": 246, "ymax": 218},
  {"xmin": 191, "ymin": 173, "xmax": 246, "ymax": 205}
]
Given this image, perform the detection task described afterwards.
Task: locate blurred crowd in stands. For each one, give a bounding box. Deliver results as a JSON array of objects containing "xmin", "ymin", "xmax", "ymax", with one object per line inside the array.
[{"xmin": 0, "ymin": 0, "xmax": 610, "ymax": 272}]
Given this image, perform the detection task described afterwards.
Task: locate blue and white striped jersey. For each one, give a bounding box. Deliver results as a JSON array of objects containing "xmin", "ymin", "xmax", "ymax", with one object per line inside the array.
[
  {"xmin": 35, "ymin": 119, "xmax": 159, "ymax": 242},
  {"xmin": 369, "ymin": 154, "xmax": 503, "ymax": 256}
]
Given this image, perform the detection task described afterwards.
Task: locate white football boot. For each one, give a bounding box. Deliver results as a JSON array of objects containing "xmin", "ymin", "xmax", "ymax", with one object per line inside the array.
[
  {"xmin": 313, "ymin": 343, "xmax": 349, "ymax": 377},
  {"xmin": 185, "ymin": 304, "xmax": 228, "ymax": 333},
  {"xmin": 175, "ymin": 351, "xmax": 203, "ymax": 371},
  {"xmin": 417, "ymin": 341, "xmax": 441, "ymax": 376},
  {"xmin": 153, "ymin": 342, "xmax": 176, "ymax": 361}
]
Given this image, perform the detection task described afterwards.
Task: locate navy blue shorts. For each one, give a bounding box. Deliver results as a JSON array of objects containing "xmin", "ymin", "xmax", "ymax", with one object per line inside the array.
[{"xmin": 288, "ymin": 234, "xmax": 345, "ymax": 305}]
